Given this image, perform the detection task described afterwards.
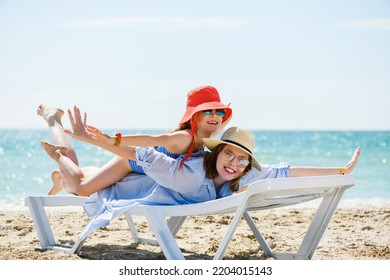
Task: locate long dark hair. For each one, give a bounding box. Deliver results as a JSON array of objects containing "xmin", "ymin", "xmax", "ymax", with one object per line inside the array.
[
  {"xmin": 203, "ymin": 144, "xmax": 252, "ymax": 192},
  {"xmin": 173, "ymin": 121, "xmax": 191, "ymax": 132}
]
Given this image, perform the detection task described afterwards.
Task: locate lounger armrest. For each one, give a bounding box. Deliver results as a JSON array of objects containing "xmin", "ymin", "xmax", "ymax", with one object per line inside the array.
[{"xmin": 25, "ymin": 195, "xmax": 88, "ymax": 207}]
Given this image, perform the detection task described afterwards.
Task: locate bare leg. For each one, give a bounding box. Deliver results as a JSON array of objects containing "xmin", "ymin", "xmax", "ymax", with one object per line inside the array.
[
  {"xmin": 37, "ymin": 104, "xmax": 79, "ymax": 165},
  {"xmin": 38, "ymin": 104, "xmax": 80, "ymax": 195},
  {"xmin": 47, "ymin": 167, "xmax": 103, "ymax": 195},
  {"xmin": 48, "ymin": 169, "xmax": 62, "ymax": 195},
  {"xmin": 40, "ymin": 141, "xmax": 132, "ymax": 196},
  {"xmin": 40, "ymin": 141, "xmax": 82, "ymax": 194}
]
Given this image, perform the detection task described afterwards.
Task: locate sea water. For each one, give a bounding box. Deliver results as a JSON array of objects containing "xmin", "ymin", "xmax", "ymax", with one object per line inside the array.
[{"xmin": 0, "ymin": 129, "xmax": 389, "ymax": 210}]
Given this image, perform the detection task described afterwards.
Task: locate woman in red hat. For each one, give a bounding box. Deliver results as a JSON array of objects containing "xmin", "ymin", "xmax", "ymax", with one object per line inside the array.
[
  {"xmin": 125, "ymin": 85, "xmax": 232, "ymax": 171},
  {"xmin": 37, "ymin": 85, "xmax": 232, "ymax": 196}
]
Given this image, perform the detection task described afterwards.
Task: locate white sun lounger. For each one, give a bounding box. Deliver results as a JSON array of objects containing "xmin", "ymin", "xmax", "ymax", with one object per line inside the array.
[{"xmin": 25, "ymin": 175, "xmax": 355, "ymax": 260}]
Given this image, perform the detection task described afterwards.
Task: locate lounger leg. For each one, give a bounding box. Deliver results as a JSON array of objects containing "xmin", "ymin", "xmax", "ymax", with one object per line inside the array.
[
  {"xmin": 240, "ymin": 190, "xmax": 344, "ymax": 260},
  {"xmin": 243, "ymin": 211, "xmax": 273, "ymax": 257},
  {"xmin": 25, "ymin": 196, "xmax": 56, "ymax": 249},
  {"xmin": 124, "ymin": 213, "xmax": 143, "ymax": 243},
  {"xmin": 124, "ymin": 213, "xmax": 186, "ymax": 247},
  {"xmin": 213, "ymin": 198, "xmax": 249, "ymax": 260},
  {"xmin": 255, "ymin": 189, "xmax": 345, "ymax": 260},
  {"xmin": 143, "ymin": 209, "xmax": 185, "ymax": 260},
  {"xmin": 72, "ymin": 238, "xmax": 87, "ymax": 254},
  {"xmin": 295, "ymin": 188, "xmax": 345, "ymax": 260},
  {"xmin": 167, "ymin": 216, "xmax": 187, "ymax": 236}
]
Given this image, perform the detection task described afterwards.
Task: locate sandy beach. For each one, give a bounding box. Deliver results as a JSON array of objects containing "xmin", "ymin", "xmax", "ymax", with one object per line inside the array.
[{"xmin": 1, "ymin": 206, "xmax": 389, "ymax": 260}]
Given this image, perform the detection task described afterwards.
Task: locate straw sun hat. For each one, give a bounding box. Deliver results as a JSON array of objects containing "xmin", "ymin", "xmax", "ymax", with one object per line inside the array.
[{"xmin": 203, "ymin": 127, "xmax": 261, "ymax": 170}]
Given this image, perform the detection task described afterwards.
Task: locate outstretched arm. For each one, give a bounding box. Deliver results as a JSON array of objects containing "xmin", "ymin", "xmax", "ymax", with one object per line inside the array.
[
  {"xmin": 64, "ymin": 106, "xmax": 192, "ymax": 155},
  {"xmin": 86, "ymin": 126, "xmax": 138, "ymax": 160},
  {"xmin": 289, "ymin": 147, "xmax": 361, "ymax": 177},
  {"xmin": 62, "ymin": 106, "xmax": 136, "ymax": 159},
  {"xmin": 237, "ymin": 147, "xmax": 360, "ymax": 193}
]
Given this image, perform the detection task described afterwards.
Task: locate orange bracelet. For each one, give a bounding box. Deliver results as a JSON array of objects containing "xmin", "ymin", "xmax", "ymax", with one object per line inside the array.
[
  {"xmin": 340, "ymin": 167, "xmax": 345, "ymax": 175},
  {"xmin": 114, "ymin": 132, "xmax": 122, "ymax": 147}
]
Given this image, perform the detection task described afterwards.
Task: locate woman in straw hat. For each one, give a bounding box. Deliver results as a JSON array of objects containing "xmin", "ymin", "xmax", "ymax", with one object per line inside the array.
[
  {"xmin": 37, "ymin": 85, "xmax": 232, "ymax": 196},
  {"xmin": 203, "ymin": 127, "xmax": 360, "ymax": 195},
  {"xmin": 41, "ymin": 126, "xmax": 359, "ymax": 239}
]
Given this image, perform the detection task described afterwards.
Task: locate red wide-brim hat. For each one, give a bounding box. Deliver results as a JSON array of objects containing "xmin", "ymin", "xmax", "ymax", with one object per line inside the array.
[{"xmin": 179, "ymin": 85, "xmax": 232, "ymax": 124}]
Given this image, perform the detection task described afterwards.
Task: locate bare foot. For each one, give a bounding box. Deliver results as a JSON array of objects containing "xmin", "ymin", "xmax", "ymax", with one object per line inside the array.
[
  {"xmin": 48, "ymin": 169, "xmax": 62, "ymax": 195},
  {"xmin": 345, "ymin": 147, "xmax": 361, "ymax": 174},
  {"xmin": 37, "ymin": 104, "xmax": 64, "ymax": 127},
  {"xmin": 40, "ymin": 140, "xmax": 68, "ymax": 161}
]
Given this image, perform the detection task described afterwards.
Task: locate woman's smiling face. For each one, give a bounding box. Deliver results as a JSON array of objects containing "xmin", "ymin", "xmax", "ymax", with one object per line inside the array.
[
  {"xmin": 216, "ymin": 144, "xmax": 250, "ymax": 181},
  {"xmin": 196, "ymin": 109, "xmax": 224, "ymax": 134}
]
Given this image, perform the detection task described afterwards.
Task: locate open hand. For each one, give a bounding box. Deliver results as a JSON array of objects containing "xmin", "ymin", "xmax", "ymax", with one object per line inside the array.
[{"xmin": 64, "ymin": 106, "xmax": 93, "ymax": 142}]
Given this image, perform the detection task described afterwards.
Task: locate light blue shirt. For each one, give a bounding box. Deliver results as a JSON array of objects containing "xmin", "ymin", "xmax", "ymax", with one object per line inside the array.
[{"xmin": 80, "ymin": 147, "xmax": 290, "ymax": 239}]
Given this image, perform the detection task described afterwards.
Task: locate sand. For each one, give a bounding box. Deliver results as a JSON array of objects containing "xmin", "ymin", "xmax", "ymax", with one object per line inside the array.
[{"xmin": 0, "ymin": 206, "xmax": 389, "ymax": 260}]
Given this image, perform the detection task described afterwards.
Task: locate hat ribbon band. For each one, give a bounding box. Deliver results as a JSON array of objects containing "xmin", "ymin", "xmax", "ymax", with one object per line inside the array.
[{"xmin": 223, "ymin": 140, "xmax": 252, "ymax": 155}]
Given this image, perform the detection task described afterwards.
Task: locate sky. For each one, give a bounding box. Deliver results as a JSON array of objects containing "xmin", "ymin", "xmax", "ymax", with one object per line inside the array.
[{"xmin": 0, "ymin": 0, "xmax": 389, "ymax": 131}]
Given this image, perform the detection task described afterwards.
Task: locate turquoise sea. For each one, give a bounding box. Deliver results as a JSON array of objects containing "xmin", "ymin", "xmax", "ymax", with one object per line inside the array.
[{"xmin": 0, "ymin": 129, "xmax": 389, "ymax": 210}]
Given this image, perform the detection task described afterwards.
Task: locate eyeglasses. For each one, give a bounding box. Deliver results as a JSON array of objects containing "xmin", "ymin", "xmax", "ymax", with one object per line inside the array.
[
  {"xmin": 221, "ymin": 149, "xmax": 250, "ymax": 168},
  {"xmin": 202, "ymin": 109, "xmax": 226, "ymax": 118}
]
